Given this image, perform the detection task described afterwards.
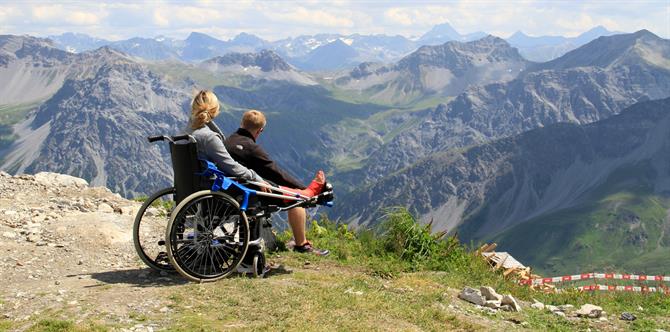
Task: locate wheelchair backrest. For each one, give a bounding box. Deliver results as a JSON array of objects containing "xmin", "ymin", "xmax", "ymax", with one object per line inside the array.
[{"xmin": 169, "ymin": 138, "xmax": 204, "ymax": 204}]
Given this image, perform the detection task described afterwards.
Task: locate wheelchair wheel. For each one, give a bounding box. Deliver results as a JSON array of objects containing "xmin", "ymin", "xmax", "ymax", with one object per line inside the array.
[
  {"xmin": 133, "ymin": 187, "xmax": 176, "ymax": 272},
  {"xmin": 166, "ymin": 190, "xmax": 250, "ymax": 282},
  {"xmin": 252, "ymin": 252, "xmax": 267, "ymax": 278}
]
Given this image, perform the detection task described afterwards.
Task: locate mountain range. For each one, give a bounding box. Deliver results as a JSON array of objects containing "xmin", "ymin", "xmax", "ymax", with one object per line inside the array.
[
  {"xmin": 338, "ymin": 97, "xmax": 670, "ymax": 274},
  {"xmin": 2, "ymin": 29, "xmax": 670, "ymax": 275},
  {"xmin": 46, "ymin": 23, "xmax": 621, "ymax": 71}
]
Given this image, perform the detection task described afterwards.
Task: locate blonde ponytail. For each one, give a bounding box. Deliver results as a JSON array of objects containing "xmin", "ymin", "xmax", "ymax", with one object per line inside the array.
[{"xmin": 190, "ymin": 90, "xmax": 220, "ymax": 129}]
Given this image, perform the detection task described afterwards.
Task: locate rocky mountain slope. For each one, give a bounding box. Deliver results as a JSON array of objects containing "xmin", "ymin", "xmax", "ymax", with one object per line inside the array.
[
  {"xmin": 0, "ymin": 35, "xmax": 83, "ymax": 105},
  {"xmin": 338, "ymin": 97, "xmax": 670, "ymax": 274},
  {"xmin": 355, "ymin": 30, "xmax": 670, "ymax": 185},
  {"xmin": 200, "ymin": 49, "xmax": 316, "ymax": 85},
  {"xmin": 1, "ymin": 47, "xmax": 189, "ymax": 197},
  {"xmin": 333, "ymin": 36, "xmax": 529, "ymax": 105}
]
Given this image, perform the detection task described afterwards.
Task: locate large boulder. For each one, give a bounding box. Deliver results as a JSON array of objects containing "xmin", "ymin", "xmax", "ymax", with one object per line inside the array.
[
  {"xmin": 34, "ymin": 172, "xmax": 88, "ymax": 188},
  {"xmin": 458, "ymin": 287, "xmax": 486, "ymax": 306}
]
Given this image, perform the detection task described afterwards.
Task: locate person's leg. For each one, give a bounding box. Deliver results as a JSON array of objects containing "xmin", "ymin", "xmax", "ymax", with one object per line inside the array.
[{"xmin": 287, "ymin": 207, "xmax": 307, "ymax": 246}]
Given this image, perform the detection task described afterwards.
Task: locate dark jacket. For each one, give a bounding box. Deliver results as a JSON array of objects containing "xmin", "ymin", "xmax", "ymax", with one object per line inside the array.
[
  {"xmin": 185, "ymin": 125, "xmax": 263, "ymax": 182},
  {"xmin": 224, "ymin": 128, "xmax": 306, "ymax": 189}
]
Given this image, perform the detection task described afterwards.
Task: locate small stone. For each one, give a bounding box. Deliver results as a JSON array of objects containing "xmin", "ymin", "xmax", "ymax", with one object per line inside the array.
[
  {"xmin": 68, "ymin": 301, "xmax": 78, "ymax": 305},
  {"xmin": 575, "ymin": 304, "xmax": 603, "ymax": 318},
  {"xmin": 27, "ymin": 234, "xmax": 41, "ymax": 243},
  {"xmin": 620, "ymin": 312, "xmax": 636, "ymax": 321},
  {"xmin": 458, "ymin": 287, "xmax": 486, "ymax": 306},
  {"xmin": 500, "ymin": 304, "xmax": 513, "ymax": 312},
  {"xmin": 484, "ymin": 300, "xmax": 501, "ymax": 309},
  {"xmin": 344, "ymin": 288, "xmax": 364, "ymax": 296},
  {"xmin": 144, "ymin": 207, "xmax": 160, "ymax": 216},
  {"xmin": 531, "ymin": 302, "xmax": 545, "ymax": 310},
  {"xmin": 637, "ymin": 306, "xmax": 644, "ymax": 311},
  {"xmin": 480, "ymin": 286, "xmax": 503, "ymax": 301},
  {"xmin": 554, "ymin": 311, "xmax": 566, "ymax": 317},
  {"xmin": 97, "ymin": 203, "xmax": 114, "ymax": 213},
  {"xmin": 55, "ymin": 280, "xmax": 61, "ymax": 285},
  {"xmin": 501, "ymin": 294, "xmax": 522, "ymax": 312},
  {"xmin": 159, "ymin": 306, "xmax": 169, "ymax": 313},
  {"xmin": 558, "ymin": 304, "xmax": 574, "ymax": 312},
  {"xmin": 2, "ymin": 231, "xmax": 17, "ymax": 239},
  {"xmin": 120, "ymin": 206, "xmax": 138, "ymax": 216}
]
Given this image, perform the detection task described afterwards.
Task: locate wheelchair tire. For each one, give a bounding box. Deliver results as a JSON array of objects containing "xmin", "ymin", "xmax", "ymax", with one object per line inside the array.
[
  {"xmin": 252, "ymin": 252, "xmax": 266, "ymax": 278},
  {"xmin": 166, "ymin": 190, "xmax": 250, "ymax": 282},
  {"xmin": 133, "ymin": 186, "xmax": 176, "ymax": 272}
]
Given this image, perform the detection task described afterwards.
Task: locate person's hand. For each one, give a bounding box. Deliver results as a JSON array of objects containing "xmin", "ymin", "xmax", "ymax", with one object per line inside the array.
[{"xmin": 259, "ymin": 181, "xmax": 271, "ymax": 193}]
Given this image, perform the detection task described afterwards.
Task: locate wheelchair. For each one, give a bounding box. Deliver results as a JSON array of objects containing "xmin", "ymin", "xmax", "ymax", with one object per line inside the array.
[{"xmin": 132, "ymin": 134, "xmax": 334, "ymax": 282}]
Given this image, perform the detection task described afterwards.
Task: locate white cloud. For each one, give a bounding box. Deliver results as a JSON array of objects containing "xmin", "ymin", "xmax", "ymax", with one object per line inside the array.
[
  {"xmin": 69, "ymin": 11, "xmax": 101, "ymax": 25},
  {"xmin": 0, "ymin": 0, "xmax": 667, "ymax": 41},
  {"xmin": 269, "ymin": 6, "xmax": 355, "ymax": 28},
  {"xmin": 153, "ymin": 10, "xmax": 169, "ymax": 27},
  {"xmin": 384, "ymin": 8, "xmax": 414, "ymax": 26}
]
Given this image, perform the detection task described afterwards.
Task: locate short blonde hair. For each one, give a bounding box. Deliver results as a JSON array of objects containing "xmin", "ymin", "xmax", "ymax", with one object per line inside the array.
[
  {"xmin": 241, "ymin": 110, "xmax": 266, "ymax": 132},
  {"xmin": 190, "ymin": 90, "xmax": 220, "ymax": 129}
]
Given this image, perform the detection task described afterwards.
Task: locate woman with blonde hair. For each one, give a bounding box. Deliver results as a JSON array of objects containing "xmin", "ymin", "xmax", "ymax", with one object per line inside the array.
[{"xmin": 186, "ymin": 90, "xmax": 264, "ymax": 183}]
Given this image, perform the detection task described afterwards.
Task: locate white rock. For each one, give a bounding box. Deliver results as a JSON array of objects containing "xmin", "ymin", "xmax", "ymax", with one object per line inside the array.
[
  {"xmin": 546, "ymin": 305, "xmax": 559, "ymax": 312},
  {"xmin": 484, "ymin": 300, "xmax": 501, "ymax": 309},
  {"xmin": 531, "ymin": 302, "xmax": 545, "ymax": 310},
  {"xmin": 145, "ymin": 207, "xmax": 160, "ymax": 217},
  {"xmin": 575, "ymin": 304, "xmax": 603, "ymax": 318},
  {"xmin": 558, "ymin": 304, "xmax": 574, "ymax": 312},
  {"xmin": 458, "ymin": 287, "xmax": 486, "ymax": 306},
  {"xmin": 480, "ymin": 286, "xmax": 503, "ymax": 301},
  {"xmin": 2, "ymin": 231, "xmax": 17, "ymax": 239},
  {"xmin": 554, "ymin": 311, "xmax": 566, "ymax": 317},
  {"xmin": 34, "ymin": 172, "xmax": 88, "ymax": 187},
  {"xmin": 121, "ymin": 206, "xmax": 138, "ymax": 216},
  {"xmin": 97, "ymin": 203, "xmax": 114, "ymax": 213},
  {"xmin": 501, "ymin": 294, "xmax": 522, "ymax": 312}
]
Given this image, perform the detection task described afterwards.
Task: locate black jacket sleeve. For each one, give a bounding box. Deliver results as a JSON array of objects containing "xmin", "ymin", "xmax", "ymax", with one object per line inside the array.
[{"xmin": 250, "ymin": 144, "xmax": 306, "ymax": 189}]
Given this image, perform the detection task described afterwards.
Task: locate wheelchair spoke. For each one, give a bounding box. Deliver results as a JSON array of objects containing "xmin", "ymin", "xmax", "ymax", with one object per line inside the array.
[{"xmin": 169, "ymin": 192, "xmax": 249, "ymax": 280}]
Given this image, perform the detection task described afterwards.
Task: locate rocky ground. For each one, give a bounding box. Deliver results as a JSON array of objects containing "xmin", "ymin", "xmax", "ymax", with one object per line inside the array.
[
  {"xmin": 0, "ymin": 171, "xmax": 177, "ymax": 331},
  {"xmin": 1, "ymin": 172, "xmax": 668, "ymax": 331}
]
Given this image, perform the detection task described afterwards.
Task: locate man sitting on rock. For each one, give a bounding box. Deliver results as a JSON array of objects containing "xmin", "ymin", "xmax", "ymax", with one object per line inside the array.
[{"xmin": 224, "ymin": 110, "xmax": 330, "ymax": 256}]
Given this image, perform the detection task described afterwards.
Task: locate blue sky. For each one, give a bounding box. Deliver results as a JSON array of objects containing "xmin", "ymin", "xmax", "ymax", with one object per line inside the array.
[{"xmin": 0, "ymin": 0, "xmax": 668, "ymax": 40}]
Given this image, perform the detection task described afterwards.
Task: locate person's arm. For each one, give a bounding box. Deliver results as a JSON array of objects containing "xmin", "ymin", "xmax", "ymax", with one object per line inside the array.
[
  {"xmin": 204, "ymin": 134, "xmax": 263, "ymax": 182},
  {"xmin": 250, "ymin": 144, "xmax": 306, "ymax": 189}
]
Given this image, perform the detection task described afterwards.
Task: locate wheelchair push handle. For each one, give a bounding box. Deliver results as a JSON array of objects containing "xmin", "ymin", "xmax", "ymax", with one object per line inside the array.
[
  {"xmin": 147, "ymin": 135, "xmax": 167, "ymax": 143},
  {"xmin": 147, "ymin": 134, "xmax": 197, "ymax": 144}
]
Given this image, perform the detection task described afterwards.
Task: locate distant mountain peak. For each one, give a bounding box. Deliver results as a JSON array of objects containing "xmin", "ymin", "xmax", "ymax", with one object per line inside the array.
[
  {"xmin": 204, "ymin": 49, "xmax": 291, "ymax": 72},
  {"xmin": 420, "ymin": 22, "xmax": 461, "ymax": 42},
  {"xmin": 186, "ymin": 31, "xmax": 220, "ymax": 43},
  {"xmin": 530, "ymin": 30, "xmax": 669, "ymax": 71},
  {"xmin": 232, "ymin": 32, "xmax": 265, "ymax": 44}
]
